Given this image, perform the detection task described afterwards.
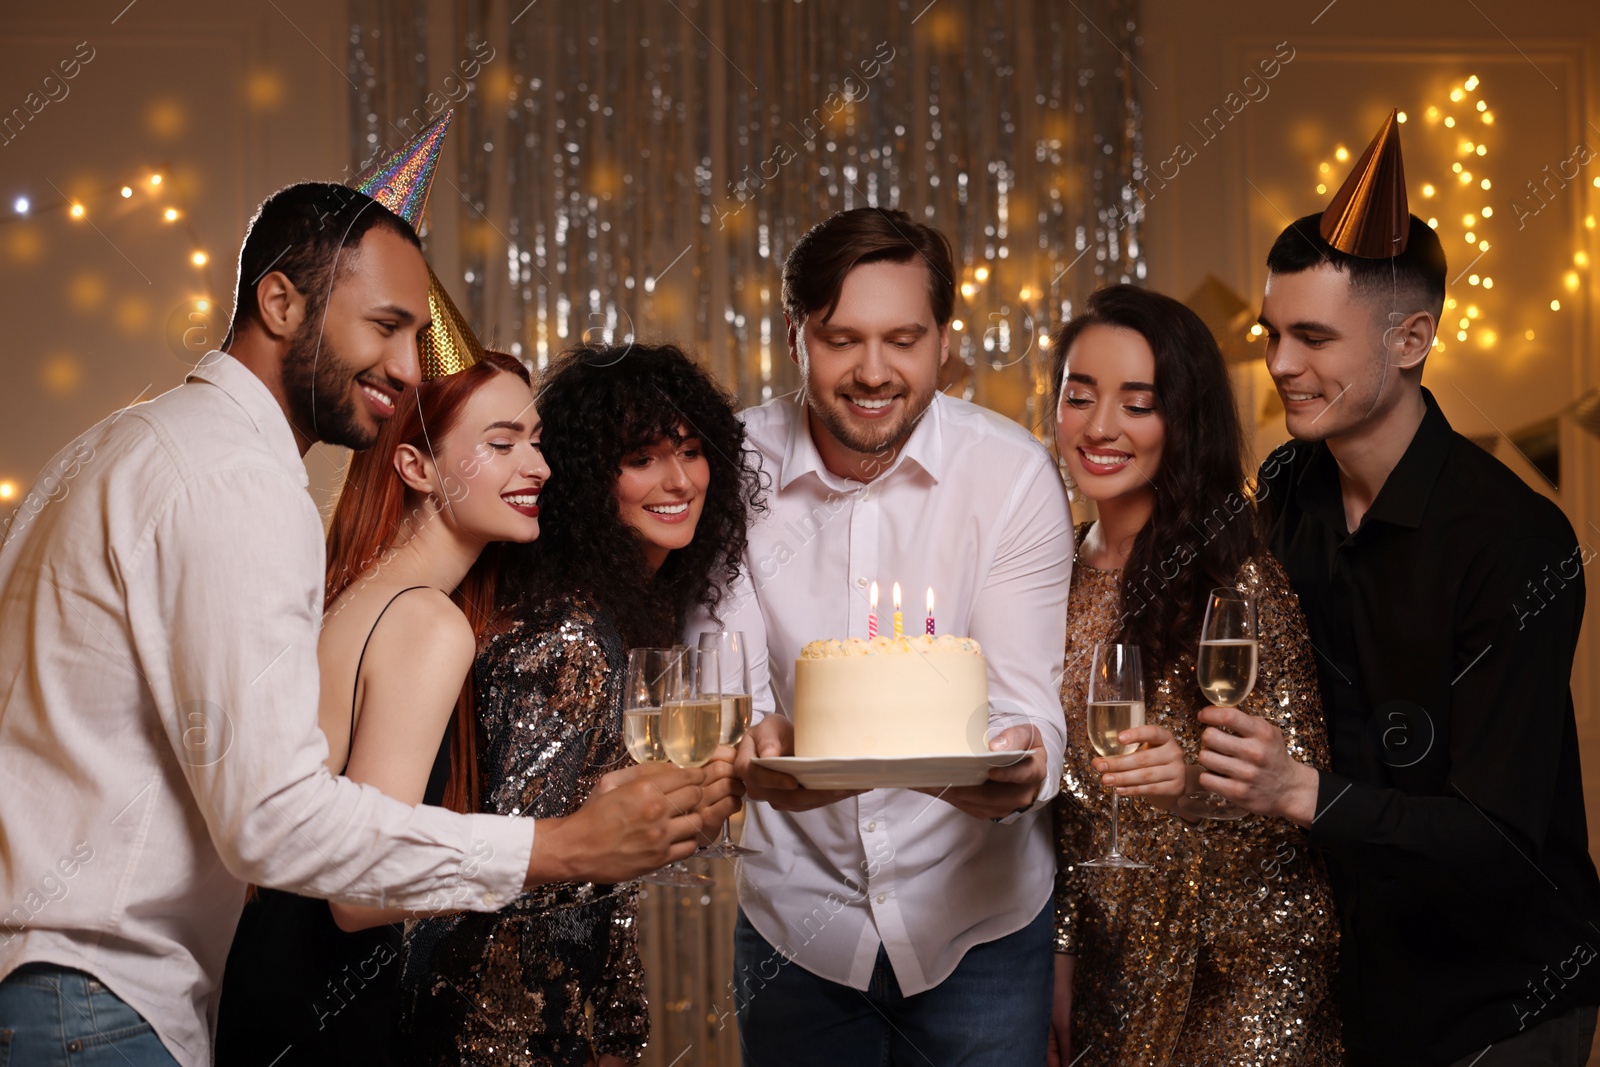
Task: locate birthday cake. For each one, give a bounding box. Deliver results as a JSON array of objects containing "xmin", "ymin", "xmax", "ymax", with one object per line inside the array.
[{"xmin": 792, "ymin": 636, "xmax": 990, "ymax": 758}]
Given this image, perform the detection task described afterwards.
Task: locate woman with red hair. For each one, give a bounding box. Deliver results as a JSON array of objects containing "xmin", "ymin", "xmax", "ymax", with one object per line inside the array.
[{"xmin": 216, "ymin": 350, "xmax": 547, "ymax": 1065}]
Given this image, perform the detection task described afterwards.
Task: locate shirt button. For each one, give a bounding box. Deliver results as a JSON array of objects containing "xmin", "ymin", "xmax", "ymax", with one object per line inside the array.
[
  {"xmin": 483, "ymin": 893, "xmax": 499, "ymax": 907},
  {"xmin": 856, "ymin": 577, "xmax": 868, "ymax": 589},
  {"xmin": 865, "ymin": 821, "xmax": 877, "ymax": 831},
  {"xmin": 875, "ymin": 894, "xmax": 887, "ymax": 904}
]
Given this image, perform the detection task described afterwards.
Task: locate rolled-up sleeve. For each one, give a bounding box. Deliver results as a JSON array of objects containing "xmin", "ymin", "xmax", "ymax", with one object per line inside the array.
[{"xmin": 125, "ymin": 465, "xmax": 533, "ymax": 911}]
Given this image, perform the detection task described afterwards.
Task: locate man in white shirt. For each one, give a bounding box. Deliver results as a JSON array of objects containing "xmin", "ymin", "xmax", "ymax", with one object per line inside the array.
[
  {"xmin": 719, "ymin": 208, "xmax": 1072, "ymax": 1064},
  {"xmin": 0, "ymin": 182, "xmax": 734, "ymax": 1066}
]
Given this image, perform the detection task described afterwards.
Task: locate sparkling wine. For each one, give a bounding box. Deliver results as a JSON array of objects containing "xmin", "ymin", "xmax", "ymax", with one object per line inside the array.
[
  {"xmin": 720, "ymin": 693, "xmax": 753, "ymax": 745},
  {"xmin": 1198, "ymin": 639, "xmax": 1259, "ymax": 707},
  {"xmin": 662, "ymin": 698, "xmax": 721, "ymax": 767},
  {"xmin": 624, "ymin": 708, "xmax": 664, "ymax": 763},
  {"xmin": 1087, "ymin": 700, "xmax": 1145, "ymax": 759}
]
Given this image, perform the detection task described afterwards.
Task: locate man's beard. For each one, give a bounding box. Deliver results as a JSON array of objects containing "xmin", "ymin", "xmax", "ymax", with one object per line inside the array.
[
  {"xmin": 281, "ymin": 315, "xmax": 372, "ymax": 450},
  {"xmin": 808, "ymin": 380, "xmax": 936, "ymax": 459}
]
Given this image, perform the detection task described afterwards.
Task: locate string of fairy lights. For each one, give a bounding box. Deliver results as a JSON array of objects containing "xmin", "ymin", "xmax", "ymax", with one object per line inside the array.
[
  {"xmin": 1244, "ymin": 74, "xmax": 1596, "ymax": 357},
  {"xmin": 0, "ymin": 168, "xmax": 218, "ymax": 505}
]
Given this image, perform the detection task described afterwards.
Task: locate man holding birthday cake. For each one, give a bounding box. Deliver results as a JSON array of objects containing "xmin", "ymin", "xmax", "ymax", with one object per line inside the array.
[{"xmin": 709, "ymin": 207, "xmax": 1072, "ymax": 1065}]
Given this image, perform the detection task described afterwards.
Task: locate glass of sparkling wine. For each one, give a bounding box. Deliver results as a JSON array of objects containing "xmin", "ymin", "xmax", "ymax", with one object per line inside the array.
[
  {"xmin": 695, "ymin": 631, "xmax": 759, "ymax": 858},
  {"xmin": 1193, "ymin": 588, "xmax": 1259, "ymax": 820},
  {"xmin": 1080, "ymin": 642, "xmax": 1150, "ymax": 869},
  {"xmin": 623, "ymin": 646, "xmax": 711, "ymax": 888}
]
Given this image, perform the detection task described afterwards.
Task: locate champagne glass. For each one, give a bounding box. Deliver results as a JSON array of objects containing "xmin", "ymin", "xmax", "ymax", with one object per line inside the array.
[
  {"xmin": 1192, "ymin": 588, "xmax": 1259, "ymax": 820},
  {"xmin": 1079, "ymin": 643, "xmax": 1150, "ymax": 869},
  {"xmin": 623, "ymin": 647, "xmax": 711, "ymax": 887},
  {"xmin": 695, "ymin": 631, "xmax": 759, "ymax": 858}
]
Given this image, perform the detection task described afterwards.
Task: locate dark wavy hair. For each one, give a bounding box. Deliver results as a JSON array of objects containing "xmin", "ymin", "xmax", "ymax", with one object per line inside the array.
[
  {"xmin": 499, "ymin": 342, "xmax": 765, "ymax": 649},
  {"xmin": 1049, "ymin": 284, "xmax": 1260, "ymax": 670}
]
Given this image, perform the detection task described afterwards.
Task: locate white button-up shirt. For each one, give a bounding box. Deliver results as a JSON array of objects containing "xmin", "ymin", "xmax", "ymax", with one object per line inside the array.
[
  {"xmin": 0, "ymin": 353, "xmax": 533, "ymax": 1067},
  {"xmin": 694, "ymin": 393, "xmax": 1071, "ymax": 994}
]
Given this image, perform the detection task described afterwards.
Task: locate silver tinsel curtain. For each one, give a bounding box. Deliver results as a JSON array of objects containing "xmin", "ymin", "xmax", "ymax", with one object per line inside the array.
[
  {"xmin": 351, "ymin": 0, "xmax": 1143, "ymax": 437},
  {"xmin": 349, "ymin": 2, "xmax": 1142, "ymax": 1062}
]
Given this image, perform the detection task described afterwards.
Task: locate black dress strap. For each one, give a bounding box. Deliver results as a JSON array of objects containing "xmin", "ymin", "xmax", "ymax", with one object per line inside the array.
[{"xmin": 346, "ymin": 585, "xmax": 431, "ymax": 773}]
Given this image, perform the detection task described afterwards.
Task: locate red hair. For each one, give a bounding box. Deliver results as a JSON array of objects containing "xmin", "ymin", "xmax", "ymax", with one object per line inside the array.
[{"xmin": 324, "ymin": 351, "xmax": 531, "ymax": 815}]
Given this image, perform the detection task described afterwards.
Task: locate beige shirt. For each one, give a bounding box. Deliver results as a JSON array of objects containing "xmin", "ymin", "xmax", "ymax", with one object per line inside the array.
[
  {"xmin": 691, "ymin": 393, "xmax": 1071, "ymax": 994},
  {"xmin": 0, "ymin": 352, "xmax": 533, "ymax": 1067}
]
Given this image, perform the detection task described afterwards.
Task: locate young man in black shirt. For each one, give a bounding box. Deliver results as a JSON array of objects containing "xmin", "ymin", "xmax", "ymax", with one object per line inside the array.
[{"xmin": 1196, "ymin": 113, "xmax": 1600, "ymax": 1065}]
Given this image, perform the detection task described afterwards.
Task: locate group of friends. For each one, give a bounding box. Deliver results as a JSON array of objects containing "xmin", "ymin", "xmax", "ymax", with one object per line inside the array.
[{"xmin": 0, "ymin": 112, "xmax": 1595, "ymax": 1067}]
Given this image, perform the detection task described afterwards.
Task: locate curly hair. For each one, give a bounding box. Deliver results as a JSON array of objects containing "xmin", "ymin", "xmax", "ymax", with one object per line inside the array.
[
  {"xmin": 1049, "ymin": 284, "xmax": 1260, "ymax": 671},
  {"xmin": 499, "ymin": 342, "xmax": 765, "ymax": 649}
]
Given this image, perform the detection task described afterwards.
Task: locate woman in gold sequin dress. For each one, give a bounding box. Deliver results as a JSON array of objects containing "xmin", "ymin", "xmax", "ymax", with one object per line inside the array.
[
  {"xmin": 1045, "ymin": 286, "xmax": 1342, "ymax": 1066},
  {"xmin": 399, "ymin": 343, "xmax": 764, "ymax": 1067}
]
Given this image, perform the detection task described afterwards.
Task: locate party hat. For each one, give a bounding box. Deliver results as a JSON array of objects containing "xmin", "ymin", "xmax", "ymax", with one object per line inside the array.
[
  {"xmin": 420, "ymin": 267, "xmax": 485, "ymax": 380},
  {"xmin": 348, "ymin": 110, "xmax": 453, "ymax": 232},
  {"xmin": 1320, "ymin": 109, "xmax": 1410, "ymax": 258}
]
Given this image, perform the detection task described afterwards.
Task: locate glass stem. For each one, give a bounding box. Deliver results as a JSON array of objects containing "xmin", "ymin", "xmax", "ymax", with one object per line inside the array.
[{"xmin": 1108, "ymin": 791, "xmax": 1122, "ymax": 858}]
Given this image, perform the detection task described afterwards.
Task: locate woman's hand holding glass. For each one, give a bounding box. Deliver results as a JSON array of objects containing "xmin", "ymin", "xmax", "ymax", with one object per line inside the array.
[{"xmin": 1094, "ymin": 724, "xmax": 1188, "ymax": 811}]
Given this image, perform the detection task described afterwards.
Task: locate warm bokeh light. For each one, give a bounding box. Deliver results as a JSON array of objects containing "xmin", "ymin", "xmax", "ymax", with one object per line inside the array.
[
  {"xmin": 1316, "ymin": 183, "xmax": 1327, "ymax": 195},
  {"xmin": 69, "ymin": 203, "xmax": 85, "ymax": 218},
  {"xmin": 149, "ymin": 174, "xmax": 163, "ymax": 186},
  {"xmin": 1481, "ymin": 111, "xmax": 1494, "ymax": 124},
  {"xmin": 163, "ymin": 208, "xmax": 179, "ymax": 222},
  {"xmin": 1452, "ymin": 162, "xmax": 1463, "ymax": 173},
  {"xmin": 1019, "ymin": 287, "xmax": 1033, "ymax": 301},
  {"xmin": 1463, "ymin": 214, "xmax": 1476, "ymax": 227},
  {"xmin": 960, "ymin": 282, "xmax": 977, "ymax": 298},
  {"xmin": 1422, "ymin": 184, "xmax": 1435, "ymax": 197},
  {"xmin": 196, "ymin": 299, "xmax": 210, "ymax": 311},
  {"xmin": 1551, "ymin": 299, "xmax": 1562, "ymax": 311},
  {"xmin": 1576, "ymin": 251, "xmax": 1590, "ymax": 268},
  {"xmin": 1465, "ymin": 75, "xmax": 1480, "ymax": 90},
  {"xmin": 120, "ymin": 186, "xmax": 132, "ymax": 198},
  {"xmin": 191, "ymin": 251, "xmax": 208, "ymax": 266},
  {"xmin": 1564, "ymin": 271, "xmax": 1580, "ymax": 290},
  {"xmin": 974, "ymin": 266, "xmax": 989, "ymax": 281},
  {"xmin": 1397, "ymin": 111, "xmax": 1407, "ymax": 123},
  {"xmin": 1475, "ymin": 145, "xmax": 1486, "ymax": 156},
  {"xmin": 1450, "ymin": 88, "xmax": 1464, "ymax": 102},
  {"xmin": 950, "ymin": 319, "xmax": 964, "ymax": 331},
  {"xmin": 1334, "ymin": 146, "xmax": 1349, "ymax": 162},
  {"xmin": 1427, "ymin": 217, "xmax": 1438, "ymax": 228},
  {"xmin": 1481, "ymin": 206, "xmax": 1493, "ymax": 218},
  {"xmin": 1445, "ymin": 117, "xmax": 1456, "ymax": 128},
  {"xmin": 1468, "ymin": 274, "xmax": 1479, "ymax": 285},
  {"xmin": 1467, "ymin": 306, "xmax": 1480, "ymax": 319},
  {"xmin": 1482, "ymin": 277, "xmax": 1493, "ymax": 289},
  {"xmin": 1525, "ymin": 330, "xmax": 1536, "ymax": 340},
  {"xmin": 1480, "ymin": 179, "xmax": 1491, "ymax": 190},
  {"xmin": 1476, "ymin": 100, "xmax": 1487, "ymax": 112},
  {"xmin": 12, "ymin": 196, "xmax": 27, "ymax": 215},
  {"xmin": 1427, "ymin": 106, "xmax": 1439, "ymax": 120},
  {"xmin": 0, "ymin": 481, "xmax": 15, "ymax": 501}
]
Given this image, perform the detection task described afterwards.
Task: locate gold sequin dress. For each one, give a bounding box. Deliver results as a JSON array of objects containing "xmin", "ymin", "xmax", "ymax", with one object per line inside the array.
[
  {"xmin": 1054, "ymin": 532, "xmax": 1342, "ymax": 1065},
  {"xmin": 399, "ymin": 601, "xmax": 646, "ymax": 1066}
]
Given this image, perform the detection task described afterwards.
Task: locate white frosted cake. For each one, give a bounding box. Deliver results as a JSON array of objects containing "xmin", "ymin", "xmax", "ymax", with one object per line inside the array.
[{"xmin": 792, "ymin": 635, "xmax": 990, "ymax": 758}]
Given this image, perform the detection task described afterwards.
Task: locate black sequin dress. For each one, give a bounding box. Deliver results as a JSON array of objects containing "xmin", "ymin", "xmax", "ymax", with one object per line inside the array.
[{"xmin": 398, "ymin": 600, "xmax": 647, "ymax": 1066}]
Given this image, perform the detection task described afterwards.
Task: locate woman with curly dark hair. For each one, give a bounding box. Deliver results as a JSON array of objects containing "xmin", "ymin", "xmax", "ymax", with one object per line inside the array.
[
  {"xmin": 1046, "ymin": 284, "xmax": 1341, "ymax": 1065},
  {"xmin": 398, "ymin": 341, "xmax": 762, "ymax": 1067}
]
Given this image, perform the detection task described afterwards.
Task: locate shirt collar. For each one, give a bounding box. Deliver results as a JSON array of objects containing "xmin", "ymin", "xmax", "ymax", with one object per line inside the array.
[
  {"xmin": 1293, "ymin": 386, "xmax": 1453, "ymax": 534},
  {"xmin": 779, "ymin": 392, "xmax": 945, "ymax": 492},
  {"xmin": 186, "ymin": 351, "xmax": 309, "ymax": 488}
]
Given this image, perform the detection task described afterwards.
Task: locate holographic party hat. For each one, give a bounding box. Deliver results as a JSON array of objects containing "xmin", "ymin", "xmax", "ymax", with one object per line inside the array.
[
  {"xmin": 348, "ymin": 110, "xmax": 453, "ymax": 232},
  {"xmin": 1320, "ymin": 109, "xmax": 1410, "ymax": 258},
  {"xmin": 420, "ymin": 267, "xmax": 485, "ymax": 380}
]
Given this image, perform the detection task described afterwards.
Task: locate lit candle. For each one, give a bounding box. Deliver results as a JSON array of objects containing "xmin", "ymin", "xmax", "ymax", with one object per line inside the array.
[
  {"xmin": 867, "ymin": 581, "xmax": 879, "ymax": 639},
  {"xmin": 925, "ymin": 587, "xmax": 935, "ymax": 635},
  {"xmin": 892, "ymin": 582, "xmax": 904, "ymax": 639}
]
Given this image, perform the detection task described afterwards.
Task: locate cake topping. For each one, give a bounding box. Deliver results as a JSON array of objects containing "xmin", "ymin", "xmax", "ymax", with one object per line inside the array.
[{"xmin": 799, "ymin": 635, "xmax": 982, "ymax": 658}]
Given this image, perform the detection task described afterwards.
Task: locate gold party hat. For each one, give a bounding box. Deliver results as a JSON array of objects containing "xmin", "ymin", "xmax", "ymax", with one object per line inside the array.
[
  {"xmin": 1321, "ymin": 109, "xmax": 1410, "ymax": 258},
  {"xmin": 419, "ymin": 267, "xmax": 486, "ymax": 380},
  {"xmin": 348, "ymin": 110, "xmax": 453, "ymax": 233}
]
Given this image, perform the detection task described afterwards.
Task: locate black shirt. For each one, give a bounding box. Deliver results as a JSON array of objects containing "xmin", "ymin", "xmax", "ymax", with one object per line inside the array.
[{"xmin": 1258, "ymin": 388, "xmax": 1600, "ymax": 1065}]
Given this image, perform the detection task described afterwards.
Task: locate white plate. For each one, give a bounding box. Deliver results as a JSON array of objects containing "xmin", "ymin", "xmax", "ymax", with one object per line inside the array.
[{"xmin": 750, "ymin": 750, "xmax": 1040, "ymax": 790}]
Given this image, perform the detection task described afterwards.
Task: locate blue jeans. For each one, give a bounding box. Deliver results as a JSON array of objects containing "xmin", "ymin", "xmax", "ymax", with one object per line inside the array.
[
  {"xmin": 734, "ymin": 903, "xmax": 1054, "ymax": 1067},
  {"xmin": 0, "ymin": 963, "xmax": 176, "ymax": 1066}
]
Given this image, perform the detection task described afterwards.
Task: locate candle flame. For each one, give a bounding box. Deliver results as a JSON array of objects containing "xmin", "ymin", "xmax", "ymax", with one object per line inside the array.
[
  {"xmin": 892, "ymin": 582, "xmax": 902, "ymax": 610},
  {"xmin": 870, "ymin": 580, "xmax": 879, "ymax": 611},
  {"xmin": 926, "ymin": 587, "xmax": 934, "ymax": 613}
]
